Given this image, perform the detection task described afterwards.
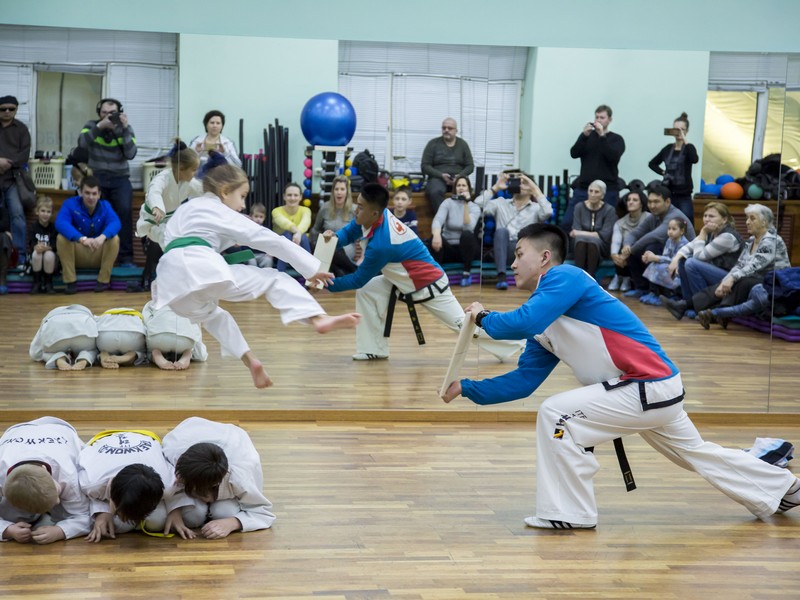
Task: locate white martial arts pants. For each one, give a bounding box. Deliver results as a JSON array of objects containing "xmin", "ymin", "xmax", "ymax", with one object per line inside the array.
[
  {"xmin": 168, "ymin": 265, "xmax": 324, "ymax": 359},
  {"xmin": 535, "ymin": 374, "xmax": 796, "ymax": 525},
  {"xmin": 354, "ymin": 274, "xmax": 524, "ymax": 360}
]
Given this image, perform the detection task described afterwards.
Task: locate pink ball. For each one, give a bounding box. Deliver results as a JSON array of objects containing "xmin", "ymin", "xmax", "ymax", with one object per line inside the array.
[
  {"xmin": 304, "ymin": 169, "xmax": 312, "ymax": 178},
  {"xmin": 303, "ymin": 158, "xmax": 313, "ymax": 168}
]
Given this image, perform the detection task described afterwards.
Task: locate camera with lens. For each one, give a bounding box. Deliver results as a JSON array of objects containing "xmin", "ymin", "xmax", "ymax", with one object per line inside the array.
[{"xmin": 108, "ymin": 111, "xmax": 122, "ymax": 125}]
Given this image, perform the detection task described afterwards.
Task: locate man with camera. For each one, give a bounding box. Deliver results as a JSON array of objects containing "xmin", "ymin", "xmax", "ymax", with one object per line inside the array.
[
  {"xmin": 78, "ymin": 98, "xmax": 137, "ymax": 267},
  {"xmin": 421, "ymin": 118, "xmax": 474, "ymax": 214},
  {"xmin": 474, "ymin": 171, "xmax": 552, "ymax": 289},
  {"xmin": 562, "ymin": 105, "xmax": 625, "ymax": 231}
]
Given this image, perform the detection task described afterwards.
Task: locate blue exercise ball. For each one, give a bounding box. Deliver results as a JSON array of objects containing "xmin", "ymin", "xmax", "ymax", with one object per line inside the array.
[
  {"xmin": 716, "ymin": 174, "xmax": 735, "ymax": 186},
  {"xmin": 707, "ymin": 183, "xmax": 723, "ymax": 197},
  {"xmin": 300, "ymin": 92, "xmax": 357, "ymax": 147}
]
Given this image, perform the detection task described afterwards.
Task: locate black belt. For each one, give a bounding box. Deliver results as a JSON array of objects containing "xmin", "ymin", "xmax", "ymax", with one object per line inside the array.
[{"xmin": 383, "ymin": 280, "xmax": 450, "ymax": 345}]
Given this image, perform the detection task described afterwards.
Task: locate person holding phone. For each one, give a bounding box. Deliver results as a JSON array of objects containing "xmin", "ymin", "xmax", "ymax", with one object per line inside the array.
[
  {"xmin": 564, "ymin": 105, "xmax": 625, "ymax": 232},
  {"xmin": 78, "ymin": 98, "xmax": 137, "ymax": 268},
  {"xmin": 648, "ymin": 112, "xmax": 698, "ymax": 223},
  {"xmin": 474, "ymin": 171, "xmax": 552, "ymax": 289}
]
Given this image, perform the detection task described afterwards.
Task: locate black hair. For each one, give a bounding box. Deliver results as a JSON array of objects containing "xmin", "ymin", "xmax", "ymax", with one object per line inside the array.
[
  {"xmin": 648, "ymin": 183, "xmax": 672, "ymax": 201},
  {"xmin": 110, "ymin": 464, "xmax": 164, "ymax": 523},
  {"xmin": 203, "ymin": 110, "xmax": 226, "ymax": 130},
  {"xmin": 80, "ymin": 175, "xmax": 101, "ymax": 191},
  {"xmin": 360, "ymin": 183, "xmax": 390, "ymax": 210},
  {"xmin": 96, "ymin": 98, "xmax": 123, "ymax": 115},
  {"xmin": 175, "ymin": 442, "xmax": 228, "ymax": 501},
  {"xmin": 517, "ymin": 223, "xmax": 568, "ymax": 264},
  {"xmin": 284, "ymin": 181, "xmax": 303, "ymax": 195}
]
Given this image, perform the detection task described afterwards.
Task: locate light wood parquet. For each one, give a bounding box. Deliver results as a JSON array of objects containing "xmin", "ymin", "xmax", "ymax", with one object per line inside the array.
[
  {"xmin": 1, "ymin": 284, "xmax": 798, "ymax": 417},
  {"xmin": 0, "ymin": 420, "xmax": 798, "ymax": 599}
]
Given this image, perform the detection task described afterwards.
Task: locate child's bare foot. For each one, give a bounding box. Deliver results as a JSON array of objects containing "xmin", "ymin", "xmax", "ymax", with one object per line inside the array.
[
  {"xmin": 312, "ymin": 313, "xmax": 362, "ymax": 333},
  {"xmin": 152, "ymin": 349, "xmax": 175, "ymax": 370},
  {"xmin": 99, "ymin": 352, "xmax": 120, "ymax": 369},
  {"xmin": 72, "ymin": 359, "xmax": 89, "ymax": 371},
  {"xmin": 173, "ymin": 350, "xmax": 192, "ymax": 371},
  {"xmin": 56, "ymin": 357, "xmax": 72, "ymax": 371},
  {"xmin": 242, "ymin": 352, "xmax": 273, "ymax": 389}
]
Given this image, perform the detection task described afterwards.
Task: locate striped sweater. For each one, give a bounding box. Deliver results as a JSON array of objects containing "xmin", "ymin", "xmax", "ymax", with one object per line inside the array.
[{"xmin": 78, "ymin": 120, "xmax": 137, "ymax": 177}]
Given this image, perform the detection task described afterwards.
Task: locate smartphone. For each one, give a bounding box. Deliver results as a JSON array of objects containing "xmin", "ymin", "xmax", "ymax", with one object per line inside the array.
[
  {"xmin": 507, "ymin": 177, "xmax": 521, "ymax": 195},
  {"xmin": 664, "ymin": 127, "xmax": 681, "ymax": 136}
]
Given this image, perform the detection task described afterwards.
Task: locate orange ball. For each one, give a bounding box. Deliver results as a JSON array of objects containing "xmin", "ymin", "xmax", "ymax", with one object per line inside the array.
[{"xmin": 720, "ymin": 181, "xmax": 744, "ymax": 200}]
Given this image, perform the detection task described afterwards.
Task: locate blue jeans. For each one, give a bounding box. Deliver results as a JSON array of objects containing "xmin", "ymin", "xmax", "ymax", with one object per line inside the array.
[
  {"xmin": 712, "ymin": 283, "xmax": 770, "ymax": 319},
  {"xmin": 683, "ymin": 258, "xmax": 729, "ymax": 299},
  {"xmin": 1, "ymin": 183, "xmax": 26, "ymax": 260},
  {"xmin": 97, "ymin": 174, "xmax": 133, "ymax": 263},
  {"xmin": 492, "ymin": 227, "xmax": 516, "ymax": 275},
  {"xmin": 275, "ymin": 231, "xmax": 311, "ymax": 272}
]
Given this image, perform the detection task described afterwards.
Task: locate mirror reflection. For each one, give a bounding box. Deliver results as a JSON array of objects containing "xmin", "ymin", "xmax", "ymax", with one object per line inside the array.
[{"xmin": 3, "ymin": 23, "xmax": 798, "ymax": 414}]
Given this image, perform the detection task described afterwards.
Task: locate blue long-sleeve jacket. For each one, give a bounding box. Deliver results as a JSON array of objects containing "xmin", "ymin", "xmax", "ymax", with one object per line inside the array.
[
  {"xmin": 327, "ymin": 209, "xmax": 444, "ymax": 294},
  {"xmin": 55, "ymin": 195, "xmax": 122, "ymax": 242},
  {"xmin": 462, "ymin": 265, "xmax": 679, "ymax": 405}
]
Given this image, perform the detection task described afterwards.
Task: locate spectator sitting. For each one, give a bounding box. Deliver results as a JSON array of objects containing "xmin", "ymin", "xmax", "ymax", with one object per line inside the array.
[
  {"xmin": 27, "ymin": 195, "xmax": 58, "ymax": 294},
  {"xmin": 55, "ymin": 175, "xmax": 121, "ymax": 294},
  {"xmin": 691, "ymin": 204, "xmax": 790, "ymax": 327},
  {"xmin": 271, "ymin": 182, "xmax": 312, "ymax": 273},
  {"xmin": 243, "ymin": 203, "xmax": 273, "ymax": 269},
  {"xmin": 696, "ymin": 267, "xmax": 800, "ymax": 330},
  {"xmin": 391, "ymin": 185, "xmax": 418, "ymax": 234},
  {"xmin": 310, "ymin": 175, "xmax": 357, "ymax": 276},
  {"xmin": 474, "ymin": 171, "xmax": 551, "ymax": 290},
  {"xmin": 189, "ymin": 109, "xmax": 242, "ymax": 168},
  {"xmin": 421, "ymin": 118, "xmax": 474, "ymax": 213},
  {"xmin": 619, "ymin": 183, "xmax": 695, "ymax": 298},
  {"xmin": 640, "ymin": 217, "xmax": 689, "ymax": 305},
  {"xmin": 430, "ymin": 175, "xmax": 481, "ymax": 287},
  {"xmin": 609, "ymin": 188, "xmax": 648, "ymax": 292},
  {"xmin": 569, "ymin": 179, "xmax": 616, "ymax": 280},
  {"xmin": 660, "ymin": 202, "xmax": 744, "ymax": 320}
]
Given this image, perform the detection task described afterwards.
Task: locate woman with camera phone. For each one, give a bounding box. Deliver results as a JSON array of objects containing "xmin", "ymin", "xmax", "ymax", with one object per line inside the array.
[
  {"xmin": 648, "ymin": 112, "xmax": 698, "ymax": 222},
  {"xmin": 430, "ymin": 175, "xmax": 481, "ymax": 287}
]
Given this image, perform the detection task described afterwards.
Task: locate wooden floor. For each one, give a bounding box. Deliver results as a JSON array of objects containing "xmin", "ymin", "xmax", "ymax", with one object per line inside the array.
[
  {"xmin": 1, "ymin": 283, "xmax": 800, "ymax": 598},
  {"xmin": 2, "ymin": 284, "xmax": 799, "ymax": 416},
  {"xmin": 1, "ymin": 420, "xmax": 799, "ymax": 599}
]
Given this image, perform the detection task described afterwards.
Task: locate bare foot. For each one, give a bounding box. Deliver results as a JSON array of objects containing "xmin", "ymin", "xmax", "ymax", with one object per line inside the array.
[
  {"xmin": 56, "ymin": 357, "xmax": 72, "ymax": 371},
  {"xmin": 173, "ymin": 350, "xmax": 192, "ymax": 371},
  {"xmin": 152, "ymin": 349, "xmax": 175, "ymax": 370},
  {"xmin": 241, "ymin": 352, "xmax": 273, "ymax": 389},
  {"xmin": 72, "ymin": 359, "xmax": 89, "ymax": 371},
  {"xmin": 248, "ymin": 359, "xmax": 272, "ymax": 389},
  {"xmin": 312, "ymin": 313, "xmax": 362, "ymax": 333},
  {"xmin": 100, "ymin": 352, "xmax": 120, "ymax": 369}
]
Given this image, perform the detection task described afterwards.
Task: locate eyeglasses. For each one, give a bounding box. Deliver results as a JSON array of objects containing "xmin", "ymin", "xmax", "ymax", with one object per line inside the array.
[{"xmin": 0, "ymin": 107, "xmax": 17, "ymax": 112}]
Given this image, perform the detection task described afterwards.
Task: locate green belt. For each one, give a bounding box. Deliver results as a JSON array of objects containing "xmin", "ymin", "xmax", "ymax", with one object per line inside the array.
[{"xmin": 164, "ymin": 236, "xmax": 255, "ymax": 265}]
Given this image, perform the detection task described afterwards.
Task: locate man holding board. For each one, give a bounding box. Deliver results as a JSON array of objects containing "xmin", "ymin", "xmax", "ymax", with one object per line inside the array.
[{"xmin": 442, "ymin": 223, "xmax": 800, "ymax": 530}]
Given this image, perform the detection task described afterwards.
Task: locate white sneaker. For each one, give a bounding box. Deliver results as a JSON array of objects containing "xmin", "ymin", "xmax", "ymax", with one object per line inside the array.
[
  {"xmin": 352, "ymin": 353, "xmax": 388, "ymax": 361},
  {"xmin": 524, "ymin": 516, "xmax": 596, "ymax": 529},
  {"xmin": 607, "ymin": 274, "xmax": 621, "ymax": 291},
  {"xmin": 620, "ymin": 277, "xmax": 632, "ymax": 292}
]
